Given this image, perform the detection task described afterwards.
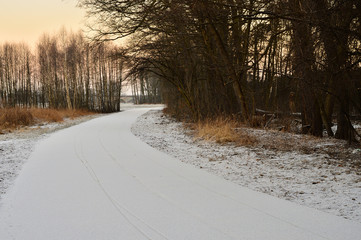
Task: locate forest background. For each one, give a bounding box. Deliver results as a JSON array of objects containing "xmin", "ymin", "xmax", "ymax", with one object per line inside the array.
[{"xmin": 1, "ymin": 0, "xmax": 361, "ymax": 142}]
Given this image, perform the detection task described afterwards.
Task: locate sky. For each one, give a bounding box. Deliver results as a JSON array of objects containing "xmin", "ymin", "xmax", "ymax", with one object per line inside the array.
[{"xmin": 0, "ymin": 0, "xmax": 85, "ymax": 46}]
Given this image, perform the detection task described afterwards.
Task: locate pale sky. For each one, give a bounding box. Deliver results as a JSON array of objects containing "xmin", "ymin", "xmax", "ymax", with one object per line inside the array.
[{"xmin": 0, "ymin": 0, "xmax": 85, "ymax": 46}]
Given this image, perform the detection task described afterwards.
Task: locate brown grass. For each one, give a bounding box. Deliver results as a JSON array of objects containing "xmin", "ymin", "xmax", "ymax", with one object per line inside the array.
[
  {"xmin": 0, "ymin": 108, "xmax": 95, "ymax": 131},
  {"xmin": 194, "ymin": 117, "xmax": 257, "ymax": 146},
  {"xmin": 30, "ymin": 108, "xmax": 95, "ymax": 122},
  {"xmin": 0, "ymin": 108, "xmax": 34, "ymax": 129},
  {"xmin": 30, "ymin": 108, "xmax": 63, "ymax": 122}
]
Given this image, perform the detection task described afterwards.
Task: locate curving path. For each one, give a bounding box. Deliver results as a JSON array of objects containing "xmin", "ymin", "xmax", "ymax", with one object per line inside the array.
[{"xmin": 0, "ymin": 107, "xmax": 360, "ymax": 240}]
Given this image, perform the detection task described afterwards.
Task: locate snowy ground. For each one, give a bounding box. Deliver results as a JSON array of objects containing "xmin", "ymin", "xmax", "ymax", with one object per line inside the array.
[
  {"xmin": 1, "ymin": 107, "xmax": 360, "ymax": 240},
  {"xmin": 0, "ymin": 104, "xmax": 161, "ymax": 200},
  {"xmin": 1, "ymin": 105, "xmax": 360, "ymax": 226},
  {"xmin": 0, "ymin": 114, "xmax": 102, "ymax": 200},
  {"xmin": 132, "ymin": 110, "xmax": 361, "ymax": 223}
]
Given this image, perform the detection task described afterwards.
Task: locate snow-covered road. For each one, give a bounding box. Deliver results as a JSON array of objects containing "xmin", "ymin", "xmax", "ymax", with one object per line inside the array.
[{"xmin": 0, "ymin": 107, "xmax": 360, "ymax": 240}]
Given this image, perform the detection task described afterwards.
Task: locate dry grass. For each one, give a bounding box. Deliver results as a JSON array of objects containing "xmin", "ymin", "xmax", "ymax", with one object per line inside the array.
[
  {"xmin": 0, "ymin": 107, "xmax": 95, "ymax": 131},
  {"xmin": 194, "ymin": 117, "xmax": 257, "ymax": 146},
  {"xmin": 30, "ymin": 108, "xmax": 95, "ymax": 122},
  {"xmin": 0, "ymin": 108, "xmax": 34, "ymax": 129},
  {"xmin": 30, "ymin": 108, "xmax": 63, "ymax": 122}
]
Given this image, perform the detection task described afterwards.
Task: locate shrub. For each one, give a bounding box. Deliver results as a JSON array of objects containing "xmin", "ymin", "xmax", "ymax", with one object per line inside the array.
[
  {"xmin": 0, "ymin": 108, "xmax": 34, "ymax": 129},
  {"xmin": 194, "ymin": 117, "xmax": 257, "ymax": 146},
  {"xmin": 30, "ymin": 108, "xmax": 63, "ymax": 122},
  {"xmin": 0, "ymin": 107, "xmax": 95, "ymax": 131}
]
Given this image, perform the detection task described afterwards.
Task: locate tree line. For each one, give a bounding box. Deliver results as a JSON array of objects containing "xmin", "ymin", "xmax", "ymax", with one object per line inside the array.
[
  {"xmin": 0, "ymin": 29, "xmax": 126, "ymax": 112},
  {"xmin": 79, "ymin": 0, "xmax": 361, "ymax": 141}
]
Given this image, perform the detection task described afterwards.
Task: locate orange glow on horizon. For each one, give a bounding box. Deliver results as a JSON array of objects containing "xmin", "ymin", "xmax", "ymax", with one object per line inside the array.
[{"xmin": 0, "ymin": 0, "xmax": 85, "ymax": 46}]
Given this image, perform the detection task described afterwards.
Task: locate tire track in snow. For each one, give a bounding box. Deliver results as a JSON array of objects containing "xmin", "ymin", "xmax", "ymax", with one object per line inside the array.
[
  {"xmin": 74, "ymin": 133, "xmax": 158, "ymax": 240},
  {"xmin": 97, "ymin": 126, "xmax": 241, "ymax": 240},
  {"xmin": 74, "ymin": 110, "xmax": 330, "ymax": 240},
  {"xmin": 96, "ymin": 126, "xmax": 175, "ymax": 240}
]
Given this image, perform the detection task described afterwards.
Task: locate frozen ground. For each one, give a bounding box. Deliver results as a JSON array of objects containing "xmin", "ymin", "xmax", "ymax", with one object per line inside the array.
[
  {"xmin": 132, "ymin": 110, "xmax": 361, "ymax": 223},
  {"xmin": 0, "ymin": 104, "xmax": 161, "ymax": 200},
  {"xmin": 0, "ymin": 114, "xmax": 102, "ymax": 200},
  {"xmin": 1, "ymin": 107, "xmax": 360, "ymax": 240}
]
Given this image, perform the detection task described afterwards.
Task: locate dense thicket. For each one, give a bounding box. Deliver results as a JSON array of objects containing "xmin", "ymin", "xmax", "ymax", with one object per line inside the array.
[
  {"xmin": 80, "ymin": 0, "xmax": 361, "ymax": 141},
  {"xmin": 0, "ymin": 30, "xmax": 125, "ymax": 112}
]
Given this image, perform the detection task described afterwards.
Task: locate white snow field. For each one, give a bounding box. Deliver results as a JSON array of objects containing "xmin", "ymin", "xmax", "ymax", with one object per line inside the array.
[{"xmin": 0, "ymin": 107, "xmax": 360, "ymax": 240}]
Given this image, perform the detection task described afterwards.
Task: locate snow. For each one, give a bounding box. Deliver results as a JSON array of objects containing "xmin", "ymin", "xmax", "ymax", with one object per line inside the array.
[
  {"xmin": 0, "ymin": 104, "xmax": 152, "ymax": 200},
  {"xmin": 0, "ymin": 115, "xmax": 102, "ymax": 201},
  {"xmin": 132, "ymin": 110, "xmax": 361, "ymax": 223},
  {"xmin": 0, "ymin": 107, "xmax": 360, "ymax": 239}
]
